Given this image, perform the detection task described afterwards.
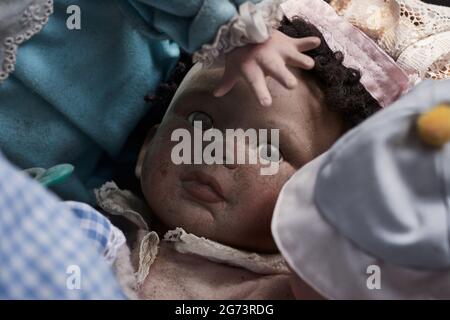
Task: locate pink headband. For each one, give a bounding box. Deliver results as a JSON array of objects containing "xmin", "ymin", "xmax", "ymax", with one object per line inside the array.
[{"xmin": 281, "ymin": 0, "xmax": 414, "ymax": 107}]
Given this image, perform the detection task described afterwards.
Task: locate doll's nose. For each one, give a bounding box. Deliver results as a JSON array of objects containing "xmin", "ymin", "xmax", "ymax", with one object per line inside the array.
[
  {"xmin": 222, "ymin": 147, "xmax": 238, "ymax": 170},
  {"xmin": 204, "ymin": 142, "xmax": 238, "ymax": 170},
  {"xmin": 197, "ymin": 133, "xmax": 239, "ymax": 170},
  {"xmin": 192, "ymin": 129, "xmax": 255, "ymax": 170},
  {"xmin": 220, "ymin": 133, "xmax": 249, "ymax": 170}
]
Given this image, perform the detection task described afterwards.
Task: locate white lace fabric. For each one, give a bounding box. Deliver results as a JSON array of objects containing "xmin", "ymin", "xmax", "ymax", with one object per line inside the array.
[
  {"xmin": 193, "ymin": 0, "xmax": 285, "ymax": 67},
  {"xmin": 427, "ymin": 52, "xmax": 450, "ymax": 79},
  {"xmin": 0, "ymin": 0, "xmax": 53, "ymax": 84},
  {"xmin": 165, "ymin": 227, "xmax": 289, "ymax": 274},
  {"xmin": 330, "ymin": 0, "xmax": 450, "ymax": 80}
]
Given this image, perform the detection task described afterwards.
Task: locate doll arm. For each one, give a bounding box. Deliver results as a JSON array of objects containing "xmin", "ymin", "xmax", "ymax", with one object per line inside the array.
[
  {"xmin": 127, "ymin": 0, "xmax": 320, "ymax": 106},
  {"xmin": 129, "ymin": 0, "xmax": 283, "ymax": 60}
]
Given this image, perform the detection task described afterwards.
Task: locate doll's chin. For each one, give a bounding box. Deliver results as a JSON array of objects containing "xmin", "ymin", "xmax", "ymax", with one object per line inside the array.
[{"xmin": 151, "ymin": 197, "xmax": 216, "ymax": 234}]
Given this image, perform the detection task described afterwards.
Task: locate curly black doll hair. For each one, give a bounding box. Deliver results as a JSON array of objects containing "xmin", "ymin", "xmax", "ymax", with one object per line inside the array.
[
  {"xmin": 113, "ymin": 16, "xmax": 382, "ymax": 193},
  {"xmin": 279, "ymin": 16, "xmax": 382, "ymax": 127}
]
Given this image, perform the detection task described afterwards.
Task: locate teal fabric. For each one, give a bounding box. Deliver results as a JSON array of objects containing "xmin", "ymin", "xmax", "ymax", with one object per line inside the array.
[{"xmin": 0, "ymin": 0, "xmax": 258, "ymax": 203}]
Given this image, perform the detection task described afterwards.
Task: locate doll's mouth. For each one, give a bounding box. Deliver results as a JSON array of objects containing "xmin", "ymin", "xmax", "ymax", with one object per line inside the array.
[{"xmin": 181, "ymin": 171, "xmax": 226, "ymax": 203}]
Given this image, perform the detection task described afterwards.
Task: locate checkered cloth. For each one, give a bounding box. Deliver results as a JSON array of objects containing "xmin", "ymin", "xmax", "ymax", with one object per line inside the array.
[
  {"xmin": 65, "ymin": 201, "xmax": 126, "ymax": 266},
  {"xmin": 0, "ymin": 152, "xmax": 126, "ymax": 299}
]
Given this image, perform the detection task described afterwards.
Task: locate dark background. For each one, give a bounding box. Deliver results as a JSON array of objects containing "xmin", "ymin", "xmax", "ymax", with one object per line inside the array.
[{"xmin": 425, "ymin": 0, "xmax": 449, "ymax": 6}]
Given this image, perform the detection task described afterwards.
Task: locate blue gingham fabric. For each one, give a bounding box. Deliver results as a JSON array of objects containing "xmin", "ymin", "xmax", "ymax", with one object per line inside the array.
[
  {"xmin": 64, "ymin": 201, "xmax": 127, "ymax": 266},
  {"xmin": 0, "ymin": 151, "xmax": 126, "ymax": 299}
]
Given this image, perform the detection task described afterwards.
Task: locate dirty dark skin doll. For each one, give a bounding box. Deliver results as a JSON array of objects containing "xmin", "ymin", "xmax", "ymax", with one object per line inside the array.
[{"xmin": 106, "ymin": 17, "xmax": 380, "ymax": 299}]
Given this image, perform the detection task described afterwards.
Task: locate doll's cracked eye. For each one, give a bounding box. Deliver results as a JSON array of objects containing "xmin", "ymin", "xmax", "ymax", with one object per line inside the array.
[
  {"xmin": 258, "ymin": 143, "xmax": 283, "ymax": 163},
  {"xmin": 188, "ymin": 111, "xmax": 214, "ymax": 130}
]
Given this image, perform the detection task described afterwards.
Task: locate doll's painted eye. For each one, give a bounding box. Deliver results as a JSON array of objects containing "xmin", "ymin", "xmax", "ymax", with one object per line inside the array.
[
  {"xmin": 188, "ymin": 111, "xmax": 214, "ymax": 130},
  {"xmin": 258, "ymin": 143, "xmax": 283, "ymax": 163}
]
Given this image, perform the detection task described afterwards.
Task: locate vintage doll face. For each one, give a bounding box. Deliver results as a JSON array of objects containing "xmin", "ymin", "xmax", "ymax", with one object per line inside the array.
[{"xmin": 137, "ymin": 63, "xmax": 344, "ymax": 253}]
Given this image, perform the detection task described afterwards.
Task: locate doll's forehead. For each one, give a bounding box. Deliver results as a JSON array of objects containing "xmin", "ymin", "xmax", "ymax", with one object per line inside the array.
[
  {"xmin": 168, "ymin": 63, "xmax": 324, "ymax": 124},
  {"xmin": 166, "ymin": 63, "xmax": 221, "ymax": 111},
  {"xmin": 180, "ymin": 63, "xmax": 222, "ymax": 92}
]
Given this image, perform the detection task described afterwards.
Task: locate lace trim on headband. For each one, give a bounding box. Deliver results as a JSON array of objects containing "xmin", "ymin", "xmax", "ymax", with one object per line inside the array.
[
  {"xmin": 0, "ymin": 0, "xmax": 54, "ymax": 84},
  {"xmin": 193, "ymin": 0, "xmax": 285, "ymax": 67}
]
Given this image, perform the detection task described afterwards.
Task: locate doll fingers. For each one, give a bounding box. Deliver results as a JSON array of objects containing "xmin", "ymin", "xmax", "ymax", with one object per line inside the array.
[
  {"xmin": 294, "ymin": 36, "xmax": 321, "ymax": 52},
  {"xmin": 259, "ymin": 56, "xmax": 297, "ymax": 89},
  {"xmin": 214, "ymin": 68, "xmax": 238, "ymax": 97},
  {"xmin": 241, "ymin": 62, "xmax": 272, "ymax": 107},
  {"xmin": 286, "ymin": 49, "xmax": 316, "ymax": 70}
]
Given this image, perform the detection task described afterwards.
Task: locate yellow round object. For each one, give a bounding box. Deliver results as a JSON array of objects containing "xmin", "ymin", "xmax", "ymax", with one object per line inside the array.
[{"xmin": 417, "ymin": 104, "xmax": 450, "ymax": 147}]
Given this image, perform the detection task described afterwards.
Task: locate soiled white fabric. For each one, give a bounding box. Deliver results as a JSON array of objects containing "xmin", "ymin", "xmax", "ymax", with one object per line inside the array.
[
  {"xmin": 330, "ymin": 0, "xmax": 450, "ymax": 80},
  {"xmin": 94, "ymin": 181, "xmax": 291, "ymax": 298},
  {"xmin": 0, "ymin": 0, "xmax": 53, "ymax": 84},
  {"xmin": 95, "ymin": 181, "xmax": 151, "ymax": 231},
  {"xmin": 164, "ymin": 227, "xmax": 289, "ymax": 275}
]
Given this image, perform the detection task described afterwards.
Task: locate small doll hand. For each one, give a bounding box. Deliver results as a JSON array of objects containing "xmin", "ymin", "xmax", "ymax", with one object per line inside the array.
[{"xmin": 213, "ymin": 30, "xmax": 321, "ymax": 107}]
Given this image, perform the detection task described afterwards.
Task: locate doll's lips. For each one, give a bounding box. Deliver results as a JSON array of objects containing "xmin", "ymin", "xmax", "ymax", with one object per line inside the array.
[{"xmin": 181, "ymin": 171, "xmax": 226, "ymax": 203}]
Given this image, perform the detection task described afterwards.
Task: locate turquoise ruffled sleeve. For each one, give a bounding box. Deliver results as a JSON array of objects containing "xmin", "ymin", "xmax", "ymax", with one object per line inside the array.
[
  {"xmin": 124, "ymin": 0, "xmax": 239, "ymax": 53},
  {"xmin": 121, "ymin": 0, "xmax": 282, "ymax": 66}
]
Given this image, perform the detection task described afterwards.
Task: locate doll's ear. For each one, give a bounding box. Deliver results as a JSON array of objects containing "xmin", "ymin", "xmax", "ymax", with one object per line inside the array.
[{"xmin": 135, "ymin": 125, "xmax": 159, "ymax": 179}]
